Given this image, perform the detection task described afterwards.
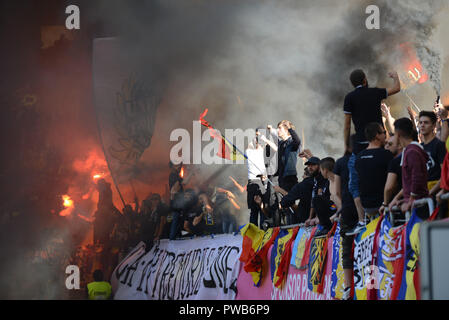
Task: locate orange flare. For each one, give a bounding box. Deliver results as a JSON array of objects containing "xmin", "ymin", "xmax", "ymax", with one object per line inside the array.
[
  {"xmin": 62, "ymin": 195, "xmax": 73, "ymax": 208},
  {"xmin": 180, "ymin": 167, "xmax": 184, "ymax": 179}
]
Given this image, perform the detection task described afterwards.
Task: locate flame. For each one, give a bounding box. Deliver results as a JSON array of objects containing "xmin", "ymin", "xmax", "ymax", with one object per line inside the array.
[
  {"xmin": 59, "ymin": 194, "xmax": 74, "ymax": 217},
  {"xmin": 180, "ymin": 167, "xmax": 184, "ymax": 179},
  {"xmin": 92, "ymin": 174, "xmax": 102, "ymax": 181},
  {"xmin": 62, "ymin": 194, "xmax": 73, "ymax": 208},
  {"xmin": 398, "ymin": 43, "xmax": 428, "ymax": 89}
]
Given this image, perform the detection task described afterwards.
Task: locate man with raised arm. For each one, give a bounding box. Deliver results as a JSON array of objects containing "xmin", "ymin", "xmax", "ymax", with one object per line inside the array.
[{"xmin": 343, "ymin": 69, "xmax": 400, "ymax": 233}]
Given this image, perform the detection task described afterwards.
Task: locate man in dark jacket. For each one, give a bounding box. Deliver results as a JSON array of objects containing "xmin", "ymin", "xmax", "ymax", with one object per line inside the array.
[
  {"xmin": 280, "ymin": 168, "xmax": 314, "ymax": 224},
  {"xmin": 269, "ymin": 120, "xmax": 301, "ymax": 192}
]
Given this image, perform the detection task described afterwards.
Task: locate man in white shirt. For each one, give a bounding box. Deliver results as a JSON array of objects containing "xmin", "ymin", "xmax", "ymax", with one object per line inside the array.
[{"xmin": 246, "ymin": 135, "xmax": 268, "ymax": 228}]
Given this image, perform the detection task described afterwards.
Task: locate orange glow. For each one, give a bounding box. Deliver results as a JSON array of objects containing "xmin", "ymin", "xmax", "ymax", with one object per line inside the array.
[
  {"xmin": 398, "ymin": 43, "xmax": 428, "ymax": 89},
  {"xmin": 60, "ymin": 194, "xmax": 74, "ymax": 217},
  {"xmin": 77, "ymin": 214, "xmax": 94, "ymax": 223},
  {"xmin": 62, "ymin": 195, "xmax": 73, "ymax": 208},
  {"xmin": 92, "ymin": 174, "xmax": 102, "ymax": 181},
  {"xmin": 180, "ymin": 167, "xmax": 184, "ymax": 179}
]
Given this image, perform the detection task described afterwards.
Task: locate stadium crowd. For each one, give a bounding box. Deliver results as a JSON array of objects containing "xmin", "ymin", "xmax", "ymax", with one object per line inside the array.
[{"xmin": 91, "ymin": 69, "xmax": 449, "ymax": 300}]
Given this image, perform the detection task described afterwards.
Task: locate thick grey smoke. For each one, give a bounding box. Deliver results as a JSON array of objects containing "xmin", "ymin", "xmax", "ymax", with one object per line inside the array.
[
  {"xmin": 86, "ymin": 0, "xmax": 446, "ymax": 162},
  {"xmin": 382, "ymin": 0, "xmax": 444, "ymax": 95},
  {"xmin": 82, "ymin": 0, "xmax": 448, "ymax": 230},
  {"xmin": 2, "ymin": 0, "xmax": 448, "ymax": 299}
]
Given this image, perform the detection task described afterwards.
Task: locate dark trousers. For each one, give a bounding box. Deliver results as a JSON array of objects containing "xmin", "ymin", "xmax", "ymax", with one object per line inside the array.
[
  {"xmin": 249, "ymin": 209, "xmax": 265, "ymax": 229},
  {"xmin": 340, "ymin": 219, "xmax": 357, "ymax": 269},
  {"xmin": 169, "ymin": 211, "xmax": 182, "ymax": 240},
  {"xmin": 312, "ymin": 195, "xmax": 333, "ymax": 230}
]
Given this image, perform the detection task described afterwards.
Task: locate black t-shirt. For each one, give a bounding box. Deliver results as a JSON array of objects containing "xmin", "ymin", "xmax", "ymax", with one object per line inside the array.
[
  {"xmin": 343, "ymin": 86, "xmax": 388, "ymax": 143},
  {"xmin": 387, "ymin": 154, "xmax": 403, "ymax": 190},
  {"xmin": 355, "ymin": 148, "xmax": 394, "ymax": 208},
  {"xmin": 311, "ymin": 173, "xmax": 330, "ymax": 206},
  {"xmin": 333, "ymin": 155, "xmax": 354, "ymax": 209},
  {"xmin": 422, "ymin": 137, "xmax": 446, "ymax": 181},
  {"xmin": 276, "ymin": 138, "xmax": 289, "ymax": 178}
]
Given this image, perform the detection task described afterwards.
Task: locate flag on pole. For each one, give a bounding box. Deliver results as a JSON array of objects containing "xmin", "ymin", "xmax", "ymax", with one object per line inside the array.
[{"xmin": 199, "ymin": 109, "xmax": 246, "ymax": 161}]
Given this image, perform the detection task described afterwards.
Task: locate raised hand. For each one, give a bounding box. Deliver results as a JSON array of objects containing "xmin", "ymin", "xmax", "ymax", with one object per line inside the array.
[
  {"xmin": 299, "ymin": 149, "xmax": 313, "ymax": 159},
  {"xmin": 381, "ymin": 102, "xmax": 391, "ymax": 118},
  {"xmin": 388, "ymin": 71, "xmax": 399, "ymax": 79}
]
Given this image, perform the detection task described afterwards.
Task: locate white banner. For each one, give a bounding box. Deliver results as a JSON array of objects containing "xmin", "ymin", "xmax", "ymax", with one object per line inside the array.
[{"xmin": 111, "ymin": 234, "xmax": 242, "ymax": 300}]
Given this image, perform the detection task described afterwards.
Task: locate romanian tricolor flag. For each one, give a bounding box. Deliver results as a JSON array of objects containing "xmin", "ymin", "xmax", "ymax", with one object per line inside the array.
[
  {"xmin": 270, "ymin": 228, "xmax": 299, "ymax": 288},
  {"xmin": 239, "ymin": 223, "xmax": 265, "ymax": 264},
  {"xmin": 199, "ymin": 109, "xmax": 246, "ymax": 161},
  {"xmin": 244, "ymin": 227, "xmax": 280, "ymax": 287},
  {"xmin": 274, "ymin": 227, "xmax": 299, "ymax": 288}
]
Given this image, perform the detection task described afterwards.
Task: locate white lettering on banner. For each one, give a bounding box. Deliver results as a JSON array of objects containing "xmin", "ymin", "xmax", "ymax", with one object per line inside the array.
[
  {"xmin": 271, "ymin": 273, "xmax": 332, "ymax": 300},
  {"xmin": 377, "ymin": 222, "xmax": 404, "ymax": 299},
  {"xmin": 354, "ymin": 233, "xmax": 375, "ymax": 290},
  {"xmin": 112, "ymin": 235, "xmax": 242, "ymax": 300}
]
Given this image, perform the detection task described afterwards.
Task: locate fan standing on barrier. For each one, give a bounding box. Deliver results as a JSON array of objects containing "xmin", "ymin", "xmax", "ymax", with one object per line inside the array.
[
  {"xmin": 271, "ymin": 120, "xmax": 301, "ymax": 192},
  {"xmin": 333, "ymin": 135, "xmax": 359, "ymax": 300},
  {"xmin": 343, "ymin": 69, "xmax": 401, "ymax": 234},
  {"xmin": 246, "ymin": 135, "xmax": 268, "ymax": 228}
]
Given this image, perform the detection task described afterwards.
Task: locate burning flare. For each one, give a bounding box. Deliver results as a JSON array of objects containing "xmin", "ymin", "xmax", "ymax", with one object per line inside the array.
[
  {"xmin": 92, "ymin": 173, "xmax": 103, "ymax": 181},
  {"xmin": 398, "ymin": 43, "xmax": 429, "ymax": 89},
  {"xmin": 62, "ymin": 195, "xmax": 73, "ymax": 208},
  {"xmin": 59, "ymin": 194, "xmax": 74, "ymax": 217},
  {"xmin": 179, "ymin": 167, "xmax": 184, "ymax": 179}
]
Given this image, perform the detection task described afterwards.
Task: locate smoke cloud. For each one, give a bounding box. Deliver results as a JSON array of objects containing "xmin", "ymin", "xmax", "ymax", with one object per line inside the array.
[
  {"xmin": 85, "ymin": 0, "xmax": 447, "ymax": 167},
  {"xmin": 1, "ymin": 0, "xmax": 449, "ymax": 299}
]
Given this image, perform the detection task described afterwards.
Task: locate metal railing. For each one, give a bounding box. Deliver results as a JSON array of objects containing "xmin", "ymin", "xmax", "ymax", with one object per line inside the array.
[
  {"xmin": 440, "ymin": 192, "xmax": 449, "ymax": 201},
  {"xmin": 385, "ymin": 197, "xmax": 435, "ymax": 226}
]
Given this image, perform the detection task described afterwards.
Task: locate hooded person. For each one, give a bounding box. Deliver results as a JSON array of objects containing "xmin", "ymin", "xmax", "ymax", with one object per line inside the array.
[{"xmin": 394, "ymin": 118, "xmax": 429, "ymax": 219}]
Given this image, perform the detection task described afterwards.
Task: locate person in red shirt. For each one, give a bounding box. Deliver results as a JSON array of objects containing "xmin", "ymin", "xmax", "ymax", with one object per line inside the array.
[{"xmin": 392, "ymin": 118, "xmax": 429, "ymax": 219}]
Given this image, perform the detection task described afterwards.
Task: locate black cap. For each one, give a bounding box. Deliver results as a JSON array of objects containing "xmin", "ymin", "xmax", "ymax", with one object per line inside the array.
[{"xmin": 305, "ymin": 157, "xmax": 320, "ymax": 165}]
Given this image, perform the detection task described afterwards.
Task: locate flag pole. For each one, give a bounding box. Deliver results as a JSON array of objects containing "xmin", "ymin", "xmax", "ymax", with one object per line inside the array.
[{"xmin": 200, "ymin": 109, "xmax": 276, "ymax": 187}]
